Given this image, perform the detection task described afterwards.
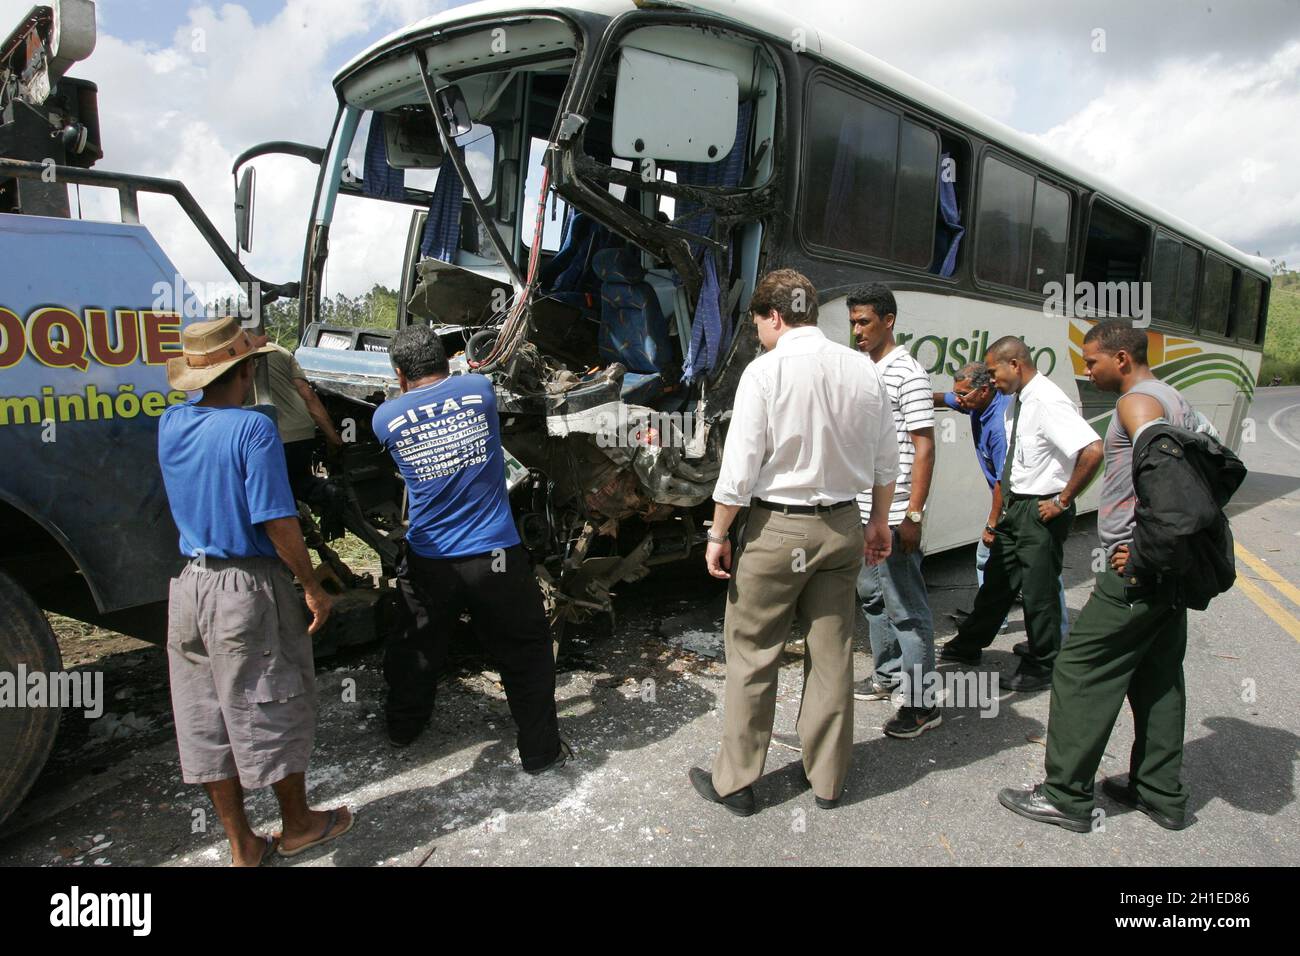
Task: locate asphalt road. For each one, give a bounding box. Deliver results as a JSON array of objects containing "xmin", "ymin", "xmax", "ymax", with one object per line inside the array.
[{"xmin": 2, "ymin": 389, "xmax": 1297, "ymax": 867}]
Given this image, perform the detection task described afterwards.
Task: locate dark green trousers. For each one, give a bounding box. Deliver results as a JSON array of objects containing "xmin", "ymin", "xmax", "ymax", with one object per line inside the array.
[
  {"xmin": 950, "ymin": 495, "xmax": 1073, "ymax": 671},
  {"xmin": 1041, "ymin": 569, "xmax": 1188, "ymax": 818}
]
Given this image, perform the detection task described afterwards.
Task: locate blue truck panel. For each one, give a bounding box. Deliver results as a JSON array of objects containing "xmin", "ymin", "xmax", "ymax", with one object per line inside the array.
[{"xmin": 0, "ymin": 213, "xmax": 200, "ymax": 612}]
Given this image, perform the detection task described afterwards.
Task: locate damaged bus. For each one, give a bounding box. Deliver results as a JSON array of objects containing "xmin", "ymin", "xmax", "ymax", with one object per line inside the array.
[{"xmin": 279, "ymin": 2, "xmax": 788, "ymax": 636}]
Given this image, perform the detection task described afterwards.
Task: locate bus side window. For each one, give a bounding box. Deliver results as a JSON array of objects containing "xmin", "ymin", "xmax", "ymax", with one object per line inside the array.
[
  {"xmin": 1152, "ymin": 230, "xmax": 1198, "ymax": 329},
  {"xmin": 1082, "ymin": 200, "xmax": 1149, "ymax": 290},
  {"xmin": 801, "ymin": 79, "xmax": 938, "ymax": 271},
  {"xmin": 974, "ymin": 155, "xmax": 1069, "ymax": 295},
  {"xmin": 1235, "ymin": 273, "xmax": 1264, "ymax": 345},
  {"xmin": 1197, "ymin": 254, "xmax": 1234, "ymax": 337}
]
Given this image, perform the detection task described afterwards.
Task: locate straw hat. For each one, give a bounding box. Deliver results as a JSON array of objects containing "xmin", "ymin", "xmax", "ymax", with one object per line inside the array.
[{"xmin": 166, "ymin": 317, "xmax": 276, "ymax": 391}]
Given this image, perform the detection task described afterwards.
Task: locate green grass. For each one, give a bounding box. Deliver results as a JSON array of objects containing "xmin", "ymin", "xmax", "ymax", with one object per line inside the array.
[{"xmin": 1262, "ymin": 273, "xmax": 1300, "ymax": 385}]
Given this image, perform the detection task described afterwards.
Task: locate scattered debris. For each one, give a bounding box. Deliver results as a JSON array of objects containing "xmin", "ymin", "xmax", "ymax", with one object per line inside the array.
[
  {"xmin": 88, "ymin": 712, "xmax": 153, "ymax": 741},
  {"xmin": 938, "ymin": 833, "xmax": 956, "ymax": 860}
]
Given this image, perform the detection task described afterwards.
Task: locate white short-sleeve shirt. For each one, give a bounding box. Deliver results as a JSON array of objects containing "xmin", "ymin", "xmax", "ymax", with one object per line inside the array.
[
  {"xmin": 1005, "ymin": 371, "xmax": 1099, "ymax": 496},
  {"xmin": 856, "ymin": 345, "xmax": 934, "ymax": 526}
]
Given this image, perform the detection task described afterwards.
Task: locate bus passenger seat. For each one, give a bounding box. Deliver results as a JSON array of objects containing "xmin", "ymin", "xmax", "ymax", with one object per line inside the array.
[{"xmin": 593, "ymin": 247, "xmax": 671, "ymax": 403}]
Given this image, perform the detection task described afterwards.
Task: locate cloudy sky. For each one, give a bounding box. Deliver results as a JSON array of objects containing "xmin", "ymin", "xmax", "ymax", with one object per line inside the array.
[{"xmin": 4, "ymin": 0, "xmax": 1297, "ymax": 300}]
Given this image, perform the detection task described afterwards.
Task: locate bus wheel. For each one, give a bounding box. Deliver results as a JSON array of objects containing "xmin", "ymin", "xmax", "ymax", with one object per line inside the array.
[{"xmin": 0, "ymin": 571, "xmax": 63, "ymax": 828}]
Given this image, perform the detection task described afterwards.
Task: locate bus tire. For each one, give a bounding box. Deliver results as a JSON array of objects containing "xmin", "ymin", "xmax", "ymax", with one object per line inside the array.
[{"xmin": 0, "ymin": 570, "xmax": 63, "ymax": 829}]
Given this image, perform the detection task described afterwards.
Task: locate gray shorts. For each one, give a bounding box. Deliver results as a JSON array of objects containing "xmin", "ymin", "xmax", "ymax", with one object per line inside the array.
[{"xmin": 166, "ymin": 556, "xmax": 317, "ymax": 789}]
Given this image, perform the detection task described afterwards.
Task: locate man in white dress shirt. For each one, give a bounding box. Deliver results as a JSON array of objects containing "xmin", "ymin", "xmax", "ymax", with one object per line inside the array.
[
  {"xmin": 940, "ymin": 336, "xmax": 1103, "ymax": 691},
  {"xmin": 689, "ymin": 270, "xmax": 898, "ymax": 815}
]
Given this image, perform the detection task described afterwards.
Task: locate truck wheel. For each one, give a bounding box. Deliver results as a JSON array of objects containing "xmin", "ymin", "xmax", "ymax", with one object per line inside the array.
[{"xmin": 0, "ymin": 571, "xmax": 63, "ymax": 828}]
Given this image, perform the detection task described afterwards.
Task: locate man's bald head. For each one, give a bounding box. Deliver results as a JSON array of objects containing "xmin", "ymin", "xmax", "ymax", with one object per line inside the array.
[
  {"xmin": 984, "ymin": 336, "xmax": 1037, "ymax": 395},
  {"xmin": 987, "ymin": 336, "xmax": 1033, "ymax": 365}
]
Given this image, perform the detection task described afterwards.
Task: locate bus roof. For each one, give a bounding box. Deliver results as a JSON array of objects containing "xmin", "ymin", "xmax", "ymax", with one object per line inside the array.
[{"xmin": 337, "ymin": 0, "xmax": 1271, "ymax": 277}]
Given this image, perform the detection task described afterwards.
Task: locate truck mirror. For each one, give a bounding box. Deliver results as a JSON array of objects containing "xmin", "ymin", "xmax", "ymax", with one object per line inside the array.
[
  {"xmin": 435, "ymin": 84, "xmax": 473, "ymax": 138},
  {"xmin": 235, "ymin": 165, "xmax": 256, "ymax": 253}
]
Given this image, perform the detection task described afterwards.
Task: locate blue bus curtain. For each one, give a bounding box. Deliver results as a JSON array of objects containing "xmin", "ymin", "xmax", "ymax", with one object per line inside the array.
[
  {"xmin": 362, "ymin": 113, "xmax": 406, "ymax": 200},
  {"xmin": 935, "ymin": 151, "xmax": 963, "ymax": 278},
  {"xmin": 419, "ymin": 145, "xmax": 464, "ymax": 263},
  {"xmin": 672, "ymin": 100, "xmax": 754, "ymax": 383}
]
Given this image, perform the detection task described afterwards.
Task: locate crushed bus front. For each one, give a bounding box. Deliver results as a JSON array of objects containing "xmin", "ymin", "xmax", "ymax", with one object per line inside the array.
[{"xmin": 291, "ymin": 4, "xmax": 785, "ymax": 635}]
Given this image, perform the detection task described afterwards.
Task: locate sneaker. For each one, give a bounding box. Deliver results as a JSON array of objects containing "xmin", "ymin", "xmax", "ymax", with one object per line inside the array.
[
  {"xmin": 853, "ymin": 678, "xmax": 897, "ymax": 701},
  {"xmin": 883, "ymin": 706, "xmax": 942, "ymax": 739}
]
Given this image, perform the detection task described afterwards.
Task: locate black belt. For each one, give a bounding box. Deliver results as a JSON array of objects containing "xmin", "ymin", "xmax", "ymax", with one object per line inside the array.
[
  {"xmin": 1005, "ymin": 490, "xmax": 1064, "ymax": 503},
  {"xmin": 754, "ymin": 498, "xmax": 856, "ymax": 515}
]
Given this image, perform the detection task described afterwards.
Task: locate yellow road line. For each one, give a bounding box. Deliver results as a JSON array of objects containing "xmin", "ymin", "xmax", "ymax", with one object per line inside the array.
[
  {"xmin": 1235, "ymin": 543, "xmax": 1300, "ymax": 610},
  {"xmin": 1232, "ymin": 569, "xmax": 1300, "ymax": 643}
]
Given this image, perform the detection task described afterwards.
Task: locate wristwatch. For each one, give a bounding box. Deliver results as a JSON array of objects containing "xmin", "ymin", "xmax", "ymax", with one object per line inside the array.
[
  {"xmin": 1051, "ymin": 494, "xmax": 1065, "ymax": 510},
  {"xmin": 706, "ymin": 530, "xmax": 729, "ymax": 544},
  {"xmin": 906, "ymin": 510, "xmax": 923, "ymax": 524}
]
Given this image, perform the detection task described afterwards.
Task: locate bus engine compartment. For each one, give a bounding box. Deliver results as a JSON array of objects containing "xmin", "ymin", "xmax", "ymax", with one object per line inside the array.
[{"xmin": 290, "ymin": 13, "xmax": 783, "ymax": 635}]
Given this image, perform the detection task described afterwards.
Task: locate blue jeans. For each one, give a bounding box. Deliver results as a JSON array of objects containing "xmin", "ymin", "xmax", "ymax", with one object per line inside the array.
[
  {"xmin": 975, "ymin": 538, "xmax": 1070, "ymax": 643},
  {"xmin": 857, "ymin": 527, "xmax": 934, "ymax": 707}
]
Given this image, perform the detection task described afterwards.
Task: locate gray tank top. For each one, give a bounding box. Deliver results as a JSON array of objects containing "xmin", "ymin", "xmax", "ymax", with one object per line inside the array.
[{"xmin": 1098, "ymin": 379, "xmax": 1195, "ymax": 554}]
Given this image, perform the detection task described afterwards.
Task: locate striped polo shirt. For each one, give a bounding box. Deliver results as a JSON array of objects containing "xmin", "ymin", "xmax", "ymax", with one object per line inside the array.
[{"xmin": 857, "ymin": 344, "xmax": 935, "ymax": 526}]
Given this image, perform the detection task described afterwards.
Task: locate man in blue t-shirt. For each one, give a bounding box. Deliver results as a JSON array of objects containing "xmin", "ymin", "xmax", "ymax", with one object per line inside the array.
[
  {"xmin": 372, "ymin": 324, "xmax": 566, "ymax": 773},
  {"xmin": 158, "ymin": 316, "xmax": 352, "ymax": 866},
  {"xmin": 933, "ymin": 361, "xmax": 1069, "ymax": 646}
]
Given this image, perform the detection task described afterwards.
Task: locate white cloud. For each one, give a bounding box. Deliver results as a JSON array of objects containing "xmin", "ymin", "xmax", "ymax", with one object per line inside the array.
[{"xmin": 1033, "ymin": 41, "xmax": 1300, "ymax": 258}]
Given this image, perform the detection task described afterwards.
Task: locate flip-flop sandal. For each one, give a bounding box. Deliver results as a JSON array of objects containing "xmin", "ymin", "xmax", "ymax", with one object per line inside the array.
[
  {"xmin": 230, "ymin": 834, "xmax": 279, "ymax": 867},
  {"xmin": 257, "ymin": 834, "xmax": 279, "ymax": 866},
  {"xmin": 277, "ymin": 808, "xmax": 354, "ymax": 858}
]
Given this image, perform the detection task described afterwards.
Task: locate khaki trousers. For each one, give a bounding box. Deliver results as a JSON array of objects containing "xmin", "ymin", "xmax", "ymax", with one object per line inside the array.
[{"xmin": 712, "ymin": 504, "xmax": 862, "ymax": 801}]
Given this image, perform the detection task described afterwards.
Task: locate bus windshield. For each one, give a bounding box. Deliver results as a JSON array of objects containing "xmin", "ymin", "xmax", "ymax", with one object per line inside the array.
[{"xmin": 306, "ymin": 10, "xmax": 781, "ymax": 380}]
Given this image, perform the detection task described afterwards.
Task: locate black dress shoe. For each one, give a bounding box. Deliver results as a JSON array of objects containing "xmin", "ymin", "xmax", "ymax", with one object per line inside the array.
[
  {"xmin": 387, "ymin": 718, "xmax": 428, "ymax": 748},
  {"xmin": 1101, "ymin": 777, "xmax": 1193, "ymax": 830},
  {"xmin": 998, "ymin": 784, "xmax": 1091, "ymax": 832},
  {"xmin": 525, "ymin": 740, "xmax": 573, "ymax": 776},
  {"xmin": 1007, "ymin": 668, "xmax": 1052, "ymax": 692},
  {"xmin": 939, "ymin": 642, "xmax": 981, "ymax": 665},
  {"xmin": 799, "ymin": 771, "xmax": 839, "ymax": 809},
  {"xmin": 689, "ymin": 767, "xmax": 756, "ymax": 816}
]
